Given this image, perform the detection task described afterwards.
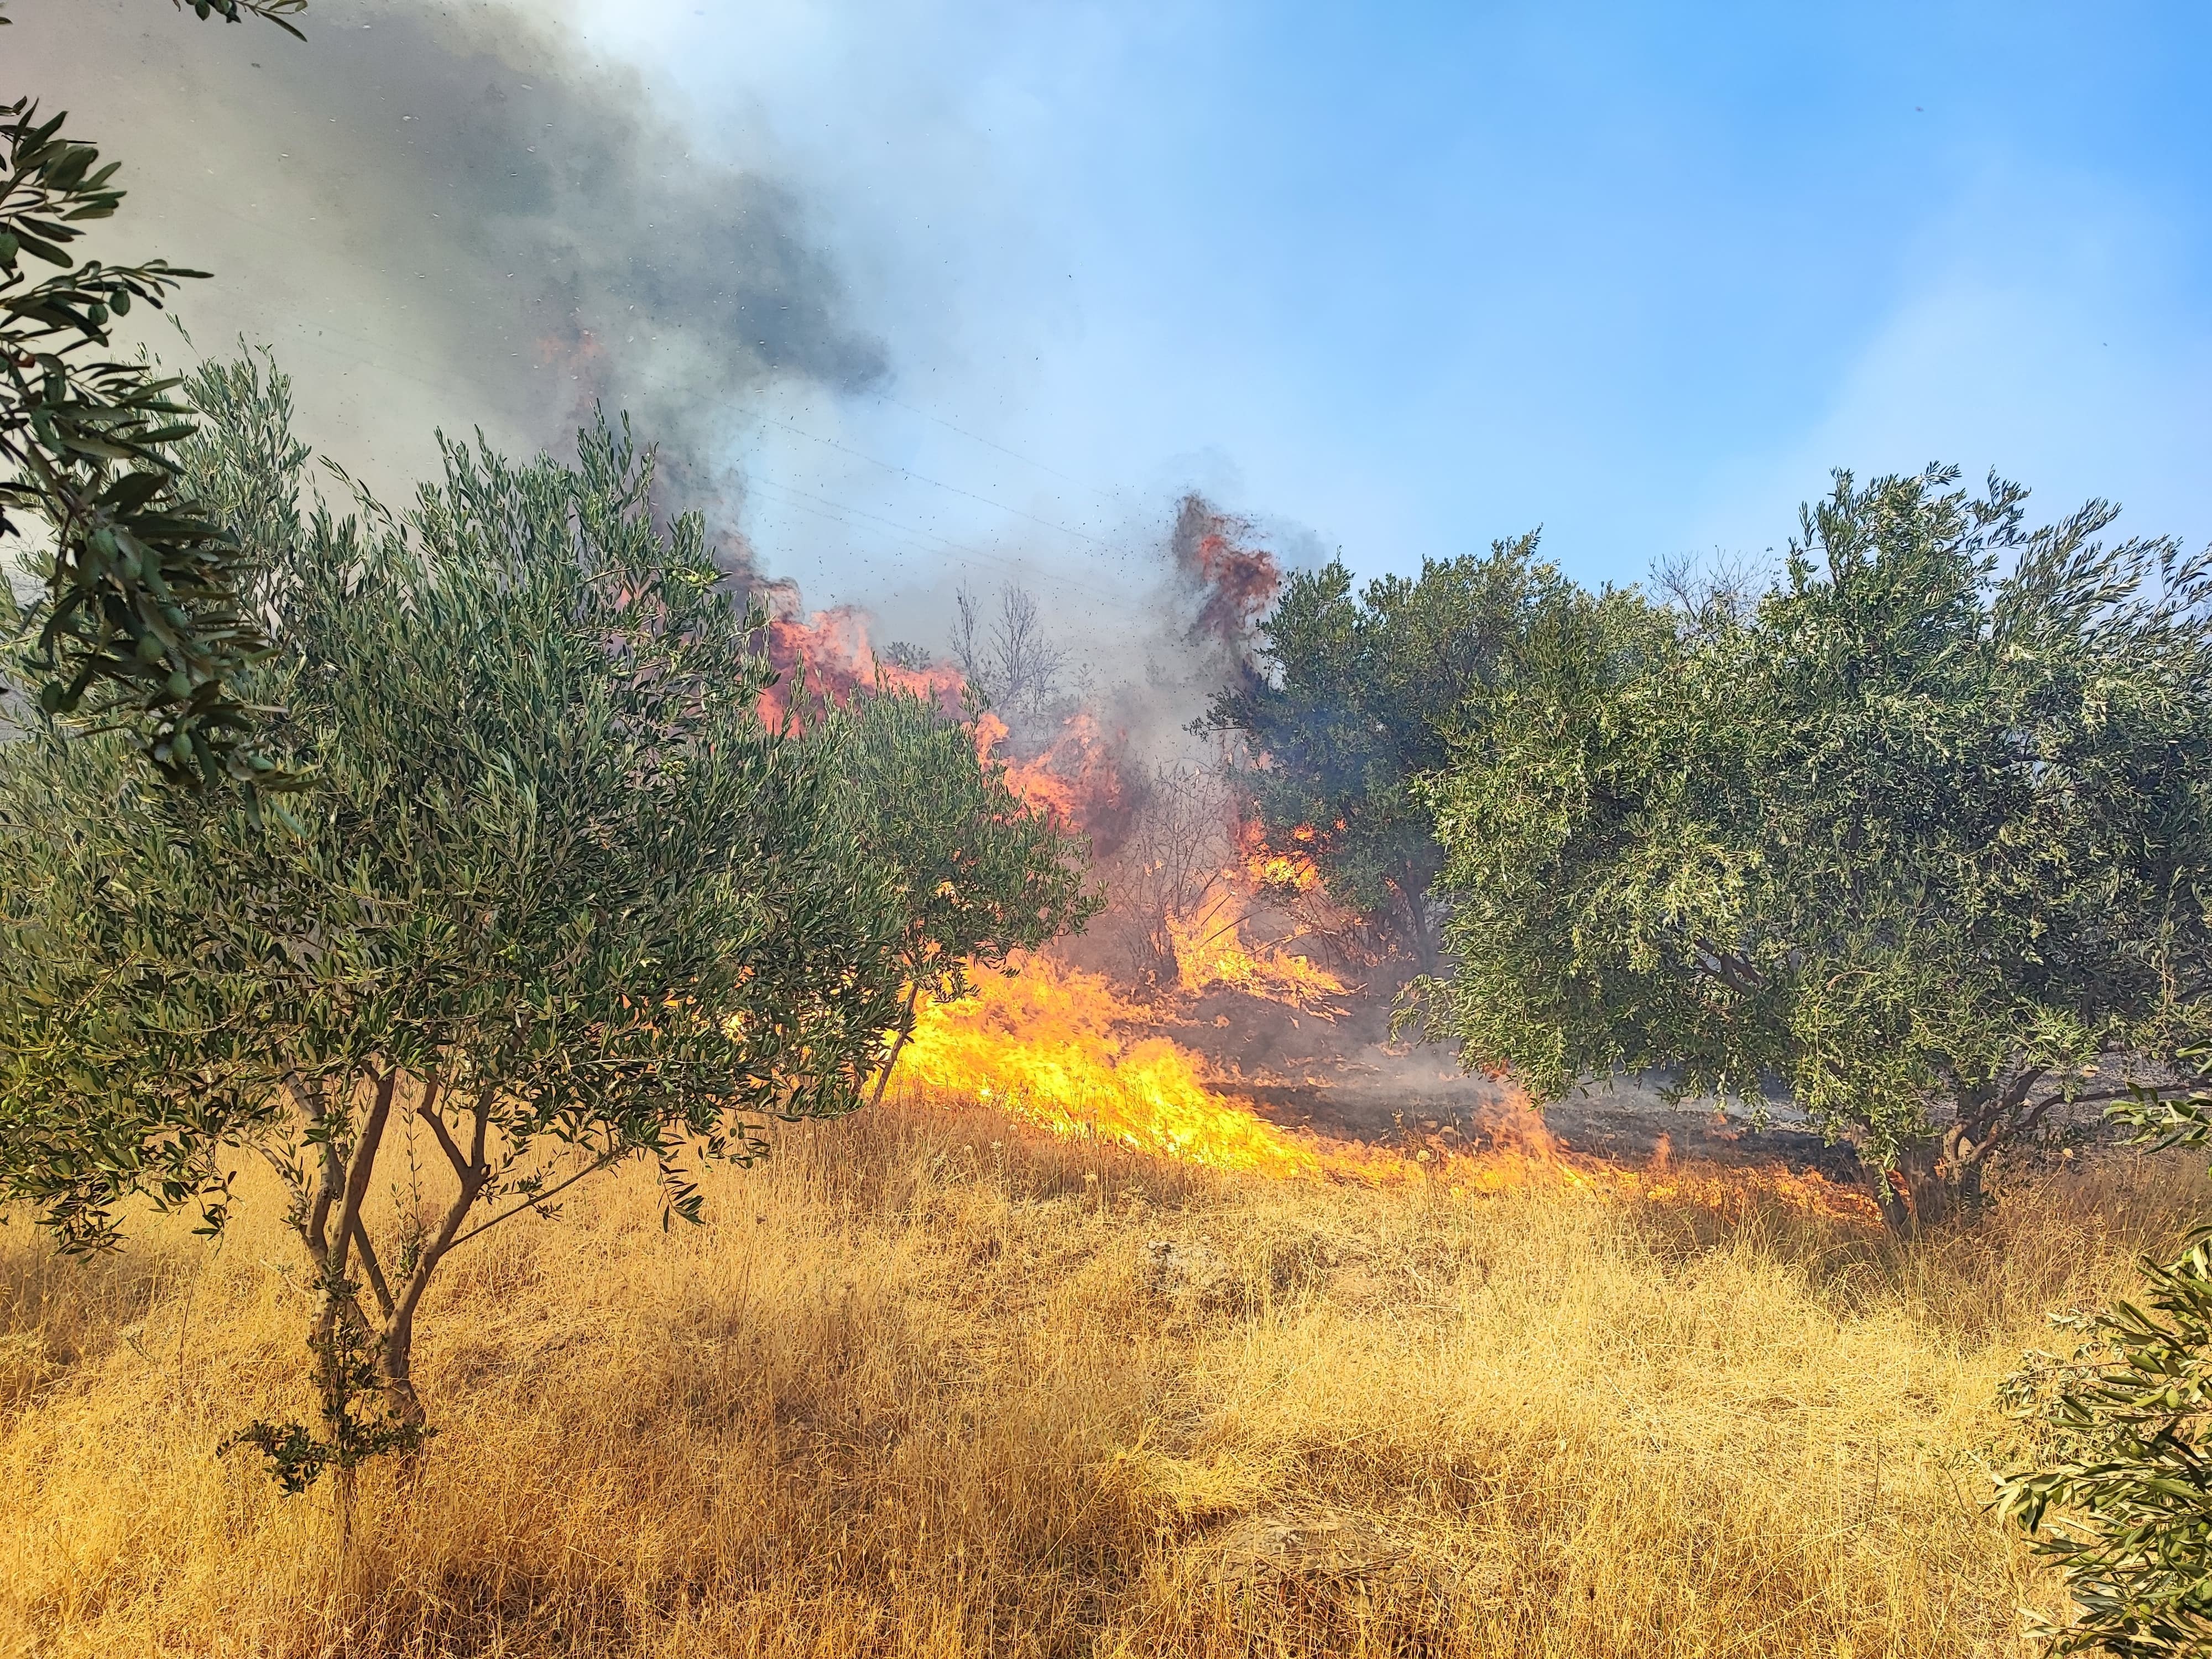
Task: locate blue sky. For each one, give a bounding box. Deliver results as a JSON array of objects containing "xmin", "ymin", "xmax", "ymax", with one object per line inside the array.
[
  {"xmin": 552, "ymin": 0, "xmax": 2212, "ymax": 611},
  {"xmin": 27, "ymin": 0, "xmax": 2205, "ymax": 623}
]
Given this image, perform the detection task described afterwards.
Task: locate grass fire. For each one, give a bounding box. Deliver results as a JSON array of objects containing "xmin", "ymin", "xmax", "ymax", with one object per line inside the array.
[{"xmin": 7, "ymin": 6, "xmax": 2212, "ymax": 1658}]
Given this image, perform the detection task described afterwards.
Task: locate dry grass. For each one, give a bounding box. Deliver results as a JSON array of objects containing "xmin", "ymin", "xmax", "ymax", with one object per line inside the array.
[{"xmin": 1, "ymin": 1094, "xmax": 2205, "ymax": 1658}]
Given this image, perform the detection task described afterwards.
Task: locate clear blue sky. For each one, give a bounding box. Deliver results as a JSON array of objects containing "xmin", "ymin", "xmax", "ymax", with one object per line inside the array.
[{"xmin": 557, "ymin": 0, "xmax": 2212, "ymax": 607}]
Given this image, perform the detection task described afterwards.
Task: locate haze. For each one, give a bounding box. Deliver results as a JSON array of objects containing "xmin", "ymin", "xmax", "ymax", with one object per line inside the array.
[{"xmin": 17, "ymin": 0, "xmax": 2211, "ymax": 633}]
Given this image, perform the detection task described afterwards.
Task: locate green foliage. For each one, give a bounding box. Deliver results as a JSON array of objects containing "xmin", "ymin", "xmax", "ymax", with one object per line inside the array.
[
  {"xmin": 220, "ymin": 1305, "xmax": 432, "ymax": 1496},
  {"xmin": 0, "ymin": 0, "xmax": 307, "ymax": 786},
  {"xmin": 0, "ymin": 360, "xmax": 932, "ymax": 1471},
  {"xmin": 1415, "ymin": 467, "xmax": 2212, "ymax": 1224},
  {"xmin": 1997, "ymin": 1094, "xmax": 2212, "ymax": 1656},
  {"xmin": 166, "ymin": 0, "xmax": 309, "ymax": 34},
  {"xmin": 0, "ymin": 1, "xmax": 310, "ymax": 25},
  {"xmin": 1996, "ymin": 1232, "xmax": 2212, "ymax": 1656},
  {"xmin": 1204, "ymin": 538, "xmax": 1564, "ymax": 966},
  {"xmin": 821, "ymin": 687, "xmax": 1098, "ymax": 1097}
]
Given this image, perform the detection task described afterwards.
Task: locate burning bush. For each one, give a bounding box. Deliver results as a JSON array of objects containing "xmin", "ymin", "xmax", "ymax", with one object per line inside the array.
[
  {"xmin": 1203, "ymin": 531, "xmax": 1567, "ymax": 972},
  {"xmin": 1112, "ymin": 761, "xmax": 1234, "ymax": 992}
]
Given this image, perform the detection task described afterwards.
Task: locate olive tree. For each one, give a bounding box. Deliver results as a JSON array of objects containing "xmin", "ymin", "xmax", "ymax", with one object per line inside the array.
[
  {"xmin": 821, "ymin": 686, "xmax": 1099, "ymax": 1104},
  {"xmin": 1, "ymin": 0, "xmax": 306, "ymax": 787},
  {"xmin": 1203, "ymin": 539, "xmax": 1566, "ymax": 970},
  {"xmin": 1997, "ymin": 1234, "xmax": 2212, "ymax": 1655},
  {"xmin": 1415, "ymin": 467, "xmax": 2212, "ymax": 1227},
  {"xmin": 0, "ymin": 361, "xmax": 918, "ymax": 1488},
  {"xmin": 1996, "ymin": 1094, "xmax": 2212, "ymax": 1656}
]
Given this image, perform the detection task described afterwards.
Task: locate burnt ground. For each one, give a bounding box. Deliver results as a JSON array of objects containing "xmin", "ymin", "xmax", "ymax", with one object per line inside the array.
[
  {"xmin": 1167, "ymin": 987, "xmax": 1871, "ymax": 1184},
  {"xmin": 1238, "ymin": 1052, "xmax": 1871, "ymax": 1185}
]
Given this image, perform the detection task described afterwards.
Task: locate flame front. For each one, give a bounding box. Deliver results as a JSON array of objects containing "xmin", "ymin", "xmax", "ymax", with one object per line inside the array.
[
  {"xmin": 758, "ymin": 606, "xmax": 966, "ymax": 731},
  {"xmin": 898, "ymin": 961, "xmax": 1879, "ymax": 1223},
  {"xmin": 1165, "ymin": 891, "xmax": 1348, "ymax": 1016},
  {"xmin": 746, "ymin": 588, "xmax": 1874, "ymax": 1226},
  {"xmin": 901, "ymin": 958, "xmax": 1327, "ymax": 1177},
  {"xmin": 974, "ymin": 709, "xmax": 1130, "ymax": 842}
]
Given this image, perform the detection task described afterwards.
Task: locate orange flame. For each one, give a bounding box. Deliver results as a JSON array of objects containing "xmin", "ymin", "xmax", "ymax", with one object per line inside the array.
[
  {"xmin": 758, "ymin": 606, "xmax": 966, "ymax": 730},
  {"xmin": 974, "ymin": 708, "xmax": 1132, "ymax": 844},
  {"xmin": 899, "ymin": 961, "xmax": 1879, "ymax": 1223},
  {"xmin": 1172, "ymin": 494, "xmax": 1281, "ymax": 655},
  {"xmin": 1165, "ymin": 891, "xmax": 1348, "ymax": 1016},
  {"xmin": 745, "ymin": 600, "xmax": 1872, "ymax": 1225},
  {"xmin": 1237, "ymin": 818, "xmax": 1323, "ymax": 893},
  {"xmin": 902, "ymin": 958, "xmax": 1328, "ymax": 1177}
]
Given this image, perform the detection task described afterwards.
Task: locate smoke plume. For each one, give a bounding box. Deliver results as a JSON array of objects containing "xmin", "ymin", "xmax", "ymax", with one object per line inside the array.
[{"xmin": 8, "ymin": 0, "xmax": 884, "ymax": 562}]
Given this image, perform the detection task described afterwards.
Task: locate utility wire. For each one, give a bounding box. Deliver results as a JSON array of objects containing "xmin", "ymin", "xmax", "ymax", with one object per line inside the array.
[
  {"xmin": 747, "ymin": 411, "xmax": 1112, "ymax": 547},
  {"xmin": 148, "ymin": 180, "xmax": 1151, "ymax": 579},
  {"xmin": 863, "ymin": 390, "xmax": 1130, "ymax": 508},
  {"xmin": 747, "ymin": 473, "xmax": 1129, "ymax": 606}
]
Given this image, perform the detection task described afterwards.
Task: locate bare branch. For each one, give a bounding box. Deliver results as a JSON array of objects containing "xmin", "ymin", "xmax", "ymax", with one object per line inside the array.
[
  {"xmin": 329, "ymin": 1067, "xmax": 398, "ymax": 1282},
  {"xmin": 868, "ymin": 980, "xmax": 924, "ymax": 1109},
  {"xmin": 416, "ymin": 1085, "xmax": 471, "ymax": 1183},
  {"xmin": 952, "ymin": 586, "xmax": 987, "ymax": 699},
  {"xmin": 1691, "ymin": 941, "xmax": 1766, "ymax": 995},
  {"xmin": 300, "ymin": 1076, "xmax": 345, "ymax": 1265},
  {"xmin": 447, "ymin": 1144, "xmax": 630, "ymax": 1252},
  {"xmin": 385, "ymin": 1100, "xmax": 499, "ymax": 1354}
]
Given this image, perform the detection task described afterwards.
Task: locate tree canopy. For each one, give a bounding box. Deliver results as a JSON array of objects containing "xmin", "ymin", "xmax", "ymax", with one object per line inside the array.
[
  {"xmin": 1413, "ymin": 467, "xmax": 2212, "ymax": 1225},
  {"xmin": 818, "ymin": 683, "xmax": 1099, "ymax": 1103},
  {"xmin": 0, "ymin": 359, "xmax": 1087, "ymax": 1481},
  {"xmin": 1, "ymin": 1, "xmax": 307, "ymax": 789},
  {"xmin": 1997, "ymin": 1094, "xmax": 2212, "ymax": 1657},
  {"xmin": 1205, "ymin": 538, "xmax": 1565, "ymax": 969}
]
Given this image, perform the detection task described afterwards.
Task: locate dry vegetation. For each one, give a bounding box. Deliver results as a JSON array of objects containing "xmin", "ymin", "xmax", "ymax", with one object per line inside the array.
[{"xmin": 2, "ymin": 1093, "xmax": 2206, "ymax": 1658}]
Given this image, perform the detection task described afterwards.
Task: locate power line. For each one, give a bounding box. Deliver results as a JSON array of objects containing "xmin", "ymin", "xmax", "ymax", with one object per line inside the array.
[
  {"xmin": 748, "ymin": 410, "xmax": 1113, "ymax": 547},
  {"xmin": 748, "ymin": 474, "xmax": 966, "ymax": 552},
  {"xmin": 746, "ymin": 472, "xmax": 1130, "ymax": 606},
  {"xmin": 148, "ymin": 176, "xmax": 1160, "ymax": 585},
  {"xmin": 863, "ymin": 390, "xmax": 1129, "ymax": 508}
]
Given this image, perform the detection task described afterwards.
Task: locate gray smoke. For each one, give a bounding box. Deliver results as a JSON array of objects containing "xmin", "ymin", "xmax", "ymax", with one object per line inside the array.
[{"xmin": 8, "ymin": 0, "xmax": 885, "ymax": 561}]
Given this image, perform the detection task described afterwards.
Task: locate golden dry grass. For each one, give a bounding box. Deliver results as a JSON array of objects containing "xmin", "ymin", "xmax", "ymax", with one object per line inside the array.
[{"xmin": 1, "ymin": 1094, "xmax": 2205, "ymax": 1658}]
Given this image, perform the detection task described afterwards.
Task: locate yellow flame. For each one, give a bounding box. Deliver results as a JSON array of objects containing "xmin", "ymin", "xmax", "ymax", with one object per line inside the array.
[
  {"xmin": 898, "ymin": 962, "xmax": 1879, "ymax": 1223},
  {"xmin": 902, "ymin": 958, "xmax": 1324, "ymax": 1176},
  {"xmin": 1166, "ymin": 897, "xmax": 1348, "ymax": 1016}
]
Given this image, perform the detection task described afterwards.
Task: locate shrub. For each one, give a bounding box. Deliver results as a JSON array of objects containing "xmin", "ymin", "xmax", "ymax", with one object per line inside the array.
[
  {"xmin": 1997, "ymin": 1096, "xmax": 2212, "ymax": 1655},
  {"xmin": 1416, "ymin": 468, "xmax": 2212, "ymax": 1226}
]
